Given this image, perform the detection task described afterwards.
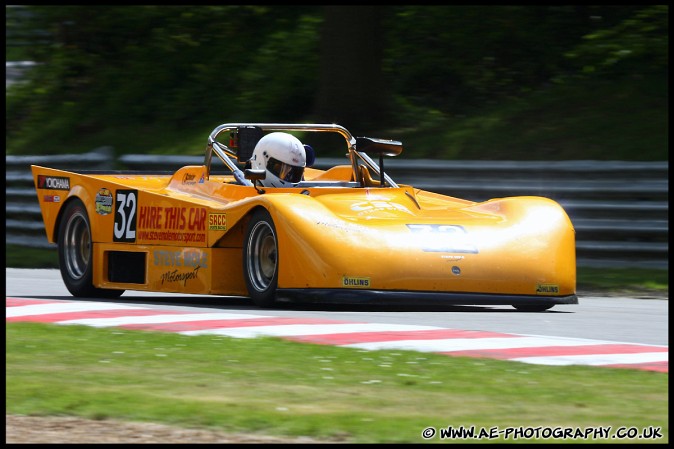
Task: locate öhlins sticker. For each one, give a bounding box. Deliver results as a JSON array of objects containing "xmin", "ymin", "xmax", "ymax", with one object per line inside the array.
[
  {"xmin": 536, "ymin": 283, "xmax": 559, "ymax": 295},
  {"xmin": 342, "ymin": 276, "xmax": 370, "ymax": 288}
]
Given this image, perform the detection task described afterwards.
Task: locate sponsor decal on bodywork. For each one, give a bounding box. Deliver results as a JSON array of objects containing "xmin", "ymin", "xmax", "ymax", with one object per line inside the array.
[
  {"xmin": 95, "ymin": 188, "xmax": 113, "ymax": 215},
  {"xmin": 536, "ymin": 284, "xmax": 560, "ymax": 295},
  {"xmin": 342, "ymin": 276, "xmax": 370, "ymax": 288},
  {"xmin": 351, "ymin": 200, "xmax": 413, "ymax": 216},
  {"xmin": 153, "ymin": 249, "xmax": 208, "ymax": 268},
  {"xmin": 182, "ymin": 173, "xmax": 197, "ymax": 185},
  {"xmin": 43, "ymin": 195, "xmax": 61, "ymax": 203},
  {"xmin": 316, "ymin": 219, "xmax": 372, "ymax": 234},
  {"xmin": 136, "ymin": 205, "xmax": 207, "ymax": 243},
  {"xmin": 160, "ymin": 265, "xmax": 201, "ymax": 287},
  {"xmin": 407, "ymin": 224, "xmax": 479, "ymax": 253},
  {"xmin": 208, "ymin": 213, "xmax": 227, "ymax": 231},
  {"xmin": 37, "ymin": 175, "xmax": 70, "ymax": 190},
  {"xmin": 138, "ymin": 206, "xmax": 207, "ymax": 230}
]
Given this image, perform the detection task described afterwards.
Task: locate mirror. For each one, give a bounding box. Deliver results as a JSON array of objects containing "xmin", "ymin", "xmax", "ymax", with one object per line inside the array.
[
  {"xmin": 355, "ymin": 137, "xmax": 403, "ymax": 157},
  {"xmin": 236, "ymin": 126, "xmax": 264, "ymax": 162}
]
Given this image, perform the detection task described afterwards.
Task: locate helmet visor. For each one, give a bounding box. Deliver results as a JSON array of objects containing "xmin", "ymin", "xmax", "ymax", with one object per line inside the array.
[{"xmin": 267, "ymin": 157, "xmax": 304, "ymax": 183}]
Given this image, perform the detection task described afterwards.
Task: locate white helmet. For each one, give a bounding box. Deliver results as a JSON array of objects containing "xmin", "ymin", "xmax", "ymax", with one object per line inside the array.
[{"xmin": 250, "ymin": 132, "xmax": 306, "ymax": 187}]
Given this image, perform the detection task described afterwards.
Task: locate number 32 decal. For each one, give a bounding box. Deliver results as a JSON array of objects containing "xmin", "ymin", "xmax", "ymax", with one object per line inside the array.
[{"xmin": 113, "ymin": 190, "xmax": 137, "ymax": 242}]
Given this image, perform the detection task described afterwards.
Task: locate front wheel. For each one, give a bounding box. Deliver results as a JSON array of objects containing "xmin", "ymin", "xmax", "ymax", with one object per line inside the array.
[
  {"xmin": 243, "ymin": 209, "xmax": 279, "ymax": 308},
  {"xmin": 57, "ymin": 199, "xmax": 124, "ymax": 298}
]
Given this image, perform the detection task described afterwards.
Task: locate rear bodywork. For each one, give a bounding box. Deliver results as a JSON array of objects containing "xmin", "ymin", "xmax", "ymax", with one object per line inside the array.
[{"xmin": 32, "ymin": 123, "xmax": 577, "ymax": 308}]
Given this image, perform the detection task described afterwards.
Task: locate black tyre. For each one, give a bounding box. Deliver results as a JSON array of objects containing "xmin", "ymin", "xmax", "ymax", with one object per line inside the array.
[
  {"xmin": 57, "ymin": 199, "xmax": 124, "ymax": 298},
  {"xmin": 512, "ymin": 304, "xmax": 554, "ymax": 312},
  {"xmin": 243, "ymin": 209, "xmax": 279, "ymax": 308}
]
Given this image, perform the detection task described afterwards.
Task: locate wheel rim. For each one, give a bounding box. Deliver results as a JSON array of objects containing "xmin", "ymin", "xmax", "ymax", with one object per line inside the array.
[
  {"xmin": 63, "ymin": 210, "xmax": 91, "ymax": 280},
  {"xmin": 246, "ymin": 221, "xmax": 277, "ymax": 292}
]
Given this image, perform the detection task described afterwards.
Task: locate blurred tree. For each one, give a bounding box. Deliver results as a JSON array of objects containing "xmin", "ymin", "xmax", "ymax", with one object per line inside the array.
[
  {"xmin": 313, "ymin": 6, "xmax": 392, "ymax": 132},
  {"xmin": 563, "ymin": 5, "xmax": 668, "ymax": 79},
  {"xmin": 6, "ymin": 6, "xmax": 314, "ymax": 138},
  {"xmin": 5, "ymin": 5, "xmax": 667, "ymax": 158},
  {"xmin": 235, "ymin": 12, "xmax": 321, "ymax": 122},
  {"xmin": 383, "ymin": 5, "xmax": 647, "ymax": 114}
]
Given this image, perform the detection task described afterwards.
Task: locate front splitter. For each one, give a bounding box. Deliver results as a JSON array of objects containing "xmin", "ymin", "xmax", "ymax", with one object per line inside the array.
[{"xmin": 276, "ymin": 289, "xmax": 578, "ymax": 307}]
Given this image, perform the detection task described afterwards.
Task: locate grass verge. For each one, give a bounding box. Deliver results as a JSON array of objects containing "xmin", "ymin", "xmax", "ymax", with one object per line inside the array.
[
  {"xmin": 577, "ymin": 267, "xmax": 669, "ymax": 297},
  {"xmin": 6, "ymin": 245, "xmax": 59, "ymax": 269},
  {"xmin": 6, "ymin": 322, "xmax": 668, "ymax": 444}
]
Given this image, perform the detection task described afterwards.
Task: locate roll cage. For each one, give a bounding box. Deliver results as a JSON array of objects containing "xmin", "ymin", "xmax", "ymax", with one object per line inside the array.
[{"xmin": 204, "ymin": 123, "xmax": 402, "ymax": 188}]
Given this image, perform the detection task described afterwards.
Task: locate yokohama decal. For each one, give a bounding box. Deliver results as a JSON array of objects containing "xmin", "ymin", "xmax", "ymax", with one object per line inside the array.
[{"xmin": 37, "ymin": 175, "xmax": 70, "ymax": 190}]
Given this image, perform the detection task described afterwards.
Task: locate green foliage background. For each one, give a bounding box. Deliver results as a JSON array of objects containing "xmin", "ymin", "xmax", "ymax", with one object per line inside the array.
[{"xmin": 5, "ymin": 5, "xmax": 668, "ymax": 160}]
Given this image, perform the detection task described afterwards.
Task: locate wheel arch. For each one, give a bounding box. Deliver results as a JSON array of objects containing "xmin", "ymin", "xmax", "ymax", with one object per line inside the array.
[
  {"xmin": 211, "ymin": 204, "xmax": 271, "ymax": 249},
  {"xmin": 52, "ymin": 193, "xmax": 89, "ymax": 243},
  {"xmin": 244, "ymin": 205, "xmax": 271, "ymax": 225},
  {"xmin": 56, "ymin": 195, "xmax": 125, "ymax": 298}
]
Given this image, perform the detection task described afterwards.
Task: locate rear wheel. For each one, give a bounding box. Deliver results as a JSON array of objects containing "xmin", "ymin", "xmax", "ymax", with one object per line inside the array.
[
  {"xmin": 57, "ymin": 199, "xmax": 124, "ymax": 298},
  {"xmin": 243, "ymin": 209, "xmax": 279, "ymax": 308}
]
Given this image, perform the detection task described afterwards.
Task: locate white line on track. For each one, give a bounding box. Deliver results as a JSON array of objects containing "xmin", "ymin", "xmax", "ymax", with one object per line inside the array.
[
  {"xmin": 513, "ymin": 352, "xmax": 668, "ymax": 366},
  {"xmin": 341, "ymin": 336, "xmax": 621, "ymax": 352},
  {"xmin": 181, "ymin": 323, "xmax": 442, "ymax": 338},
  {"xmin": 5, "ymin": 302, "xmax": 146, "ymax": 318},
  {"xmin": 59, "ymin": 312, "xmax": 274, "ymax": 327}
]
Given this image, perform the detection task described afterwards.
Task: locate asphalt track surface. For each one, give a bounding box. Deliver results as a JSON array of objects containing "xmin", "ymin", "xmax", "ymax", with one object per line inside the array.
[{"xmin": 6, "ymin": 268, "xmax": 668, "ymax": 372}]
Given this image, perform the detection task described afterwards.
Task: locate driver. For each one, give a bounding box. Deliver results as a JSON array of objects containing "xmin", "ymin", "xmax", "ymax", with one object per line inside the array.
[{"xmin": 249, "ymin": 132, "xmax": 307, "ymax": 187}]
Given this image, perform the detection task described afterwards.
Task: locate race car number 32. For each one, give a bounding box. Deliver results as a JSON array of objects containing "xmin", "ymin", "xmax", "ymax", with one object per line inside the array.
[{"xmin": 113, "ymin": 189, "xmax": 138, "ymax": 242}]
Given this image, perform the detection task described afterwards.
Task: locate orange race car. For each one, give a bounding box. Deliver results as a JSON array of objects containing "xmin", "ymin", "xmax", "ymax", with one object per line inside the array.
[{"xmin": 31, "ymin": 123, "xmax": 577, "ymax": 311}]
